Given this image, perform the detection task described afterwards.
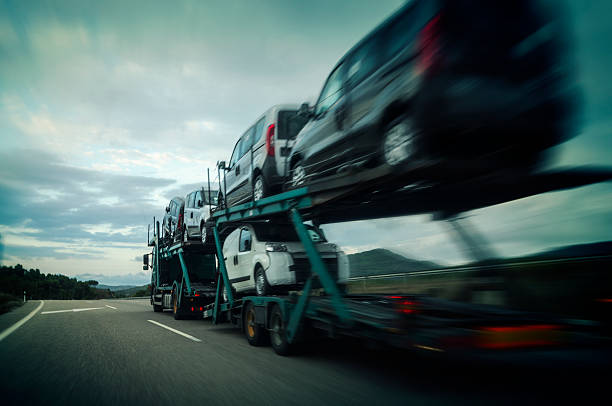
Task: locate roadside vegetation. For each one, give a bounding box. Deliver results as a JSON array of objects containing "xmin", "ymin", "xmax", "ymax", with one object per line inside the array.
[{"xmin": 0, "ymin": 264, "xmax": 112, "ymax": 309}]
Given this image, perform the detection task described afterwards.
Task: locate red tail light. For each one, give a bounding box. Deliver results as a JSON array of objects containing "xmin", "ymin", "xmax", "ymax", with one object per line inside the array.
[
  {"xmin": 386, "ymin": 295, "xmax": 419, "ymax": 315},
  {"xmin": 265, "ymin": 124, "xmax": 275, "ymax": 157},
  {"xmin": 416, "ymin": 14, "xmax": 441, "ymax": 74},
  {"xmin": 178, "ymin": 212, "xmax": 183, "ymax": 229},
  {"xmin": 191, "ymin": 306, "xmax": 194, "ymax": 312},
  {"xmin": 199, "ymin": 307, "xmax": 203, "ymax": 311}
]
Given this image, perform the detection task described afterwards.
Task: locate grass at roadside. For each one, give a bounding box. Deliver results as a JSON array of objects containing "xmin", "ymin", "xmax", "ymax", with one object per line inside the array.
[{"xmin": 0, "ymin": 292, "xmax": 24, "ymax": 315}]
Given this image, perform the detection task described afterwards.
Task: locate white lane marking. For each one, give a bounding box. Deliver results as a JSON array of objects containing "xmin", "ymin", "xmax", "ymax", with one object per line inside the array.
[
  {"xmin": 105, "ymin": 305, "xmax": 117, "ymax": 310},
  {"xmin": 0, "ymin": 300, "xmax": 45, "ymax": 342},
  {"xmin": 147, "ymin": 320, "xmax": 202, "ymax": 342},
  {"xmin": 41, "ymin": 307, "xmax": 105, "ymax": 314}
]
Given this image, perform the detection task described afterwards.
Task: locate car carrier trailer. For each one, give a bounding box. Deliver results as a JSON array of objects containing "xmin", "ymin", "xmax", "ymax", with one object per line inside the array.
[
  {"xmin": 146, "ymin": 221, "xmax": 217, "ymax": 319},
  {"xmin": 198, "ymin": 165, "xmax": 612, "ymax": 355}
]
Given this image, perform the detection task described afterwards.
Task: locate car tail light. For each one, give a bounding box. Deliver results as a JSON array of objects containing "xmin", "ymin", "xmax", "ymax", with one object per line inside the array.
[
  {"xmin": 386, "ymin": 295, "xmax": 419, "ymax": 315},
  {"xmin": 178, "ymin": 212, "xmax": 183, "ymax": 229},
  {"xmin": 266, "ymin": 124, "xmax": 275, "ymax": 156},
  {"xmin": 191, "ymin": 306, "xmax": 194, "ymax": 312},
  {"xmin": 416, "ymin": 14, "xmax": 441, "ymax": 74},
  {"xmin": 476, "ymin": 324, "xmax": 562, "ymax": 349}
]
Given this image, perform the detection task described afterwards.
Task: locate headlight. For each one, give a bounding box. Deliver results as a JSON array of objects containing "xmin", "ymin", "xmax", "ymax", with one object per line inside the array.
[{"xmin": 266, "ymin": 243, "xmax": 288, "ymax": 252}]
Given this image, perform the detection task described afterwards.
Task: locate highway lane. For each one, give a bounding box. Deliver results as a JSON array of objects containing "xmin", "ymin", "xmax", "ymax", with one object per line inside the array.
[{"xmin": 0, "ymin": 299, "xmax": 609, "ymax": 405}]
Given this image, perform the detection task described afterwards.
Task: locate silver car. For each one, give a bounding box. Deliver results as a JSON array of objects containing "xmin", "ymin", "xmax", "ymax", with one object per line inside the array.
[{"xmin": 218, "ymin": 104, "xmax": 309, "ymax": 208}]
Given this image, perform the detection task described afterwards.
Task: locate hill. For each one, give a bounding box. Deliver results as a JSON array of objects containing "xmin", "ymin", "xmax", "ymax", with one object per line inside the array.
[
  {"xmin": 94, "ymin": 284, "xmax": 138, "ymax": 292},
  {"xmin": 348, "ymin": 249, "xmax": 440, "ymax": 277}
]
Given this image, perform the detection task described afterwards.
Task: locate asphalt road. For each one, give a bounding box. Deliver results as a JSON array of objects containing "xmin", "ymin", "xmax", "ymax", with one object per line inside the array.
[{"xmin": 1, "ymin": 299, "xmax": 609, "ymax": 405}]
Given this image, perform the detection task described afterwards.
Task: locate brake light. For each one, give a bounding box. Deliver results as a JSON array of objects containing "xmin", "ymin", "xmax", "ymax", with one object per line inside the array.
[
  {"xmin": 386, "ymin": 295, "xmax": 419, "ymax": 314},
  {"xmin": 416, "ymin": 14, "xmax": 441, "ymax": 74},
  {"xmin": 199, "ymin": 307, "xmax": 203, "ymax": 311},
  {"xmin": 178, "ymin": 212, "xmax": 183, "ymax": 229},
  {"xmin": 266, "ymin": 124, "xmax": 275, "ymax": 156},
  {"xmin": 191, "ymin": 306, "xmax": 194, "ymax": 312}
]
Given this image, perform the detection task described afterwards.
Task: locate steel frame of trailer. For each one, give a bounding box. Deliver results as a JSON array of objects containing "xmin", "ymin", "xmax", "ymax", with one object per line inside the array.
[{"xmin": 203, "ymin": 165, "xmax": 612, "ymax": 349}]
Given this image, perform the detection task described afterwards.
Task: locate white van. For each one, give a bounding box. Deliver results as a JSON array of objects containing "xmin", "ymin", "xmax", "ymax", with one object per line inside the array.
[
  {"xmin": 183, "ymin": 188, "xmax": 218, "ymax": 244},
  {"xmin": 222, "ymin": 222, "xmax": 349, "ymax": 296},
  {"xmin": 218, "ymin": 104, "xmax": 309, "ymax": 208}
]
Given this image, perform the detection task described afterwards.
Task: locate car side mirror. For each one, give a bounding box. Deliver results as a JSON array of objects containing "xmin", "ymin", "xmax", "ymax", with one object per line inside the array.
[
  {"xmin": 143, "ymin": 254, "xmax": 149, "ymax": 270},
  {"xmin": 165, "ymin": 206, "xmax": 170, "ymax": 213},
  {"xmin": 298, "ymin": 102, "xmax": 312, "ymax": 118},
  {"xmin": 218, "ymin": 161, "xmax": 226, "ymax": 170}
]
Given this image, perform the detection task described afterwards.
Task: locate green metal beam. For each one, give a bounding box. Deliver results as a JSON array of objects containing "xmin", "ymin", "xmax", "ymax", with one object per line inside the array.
[
  {"xmin": 289, "ymin": 208, "xmax": 351, "ymax": 325},
  {"xmin": 213, "ymin": 187, "xmax": 312, "ymax": 225},
  {"xmin": 177, "ymin": 249, "xmax": 192, "ymax": 296},
  {"xmin": 212, "ymin": 226, "xmax": 233, "ymax": 324},
  {"xmin": 286, "ymin": 277, "xmax": 312, "ymax": 343}
]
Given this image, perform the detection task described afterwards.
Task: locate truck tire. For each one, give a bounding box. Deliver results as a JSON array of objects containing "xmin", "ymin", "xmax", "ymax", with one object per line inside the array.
[
  {"xmin": 173, "ymin": 291, "xmax": 184, "ymax": 320},
  {"xmin": 269, "ymin": 304, "xmax": 292, "ymax": 356},
  {"xmin": 243, "ymin": 301, "xmax": 267, "ymax": 346}
]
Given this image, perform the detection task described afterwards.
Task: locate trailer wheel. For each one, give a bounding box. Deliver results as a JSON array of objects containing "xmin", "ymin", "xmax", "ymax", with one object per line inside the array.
[
  {"xmin": 243, "ymin": 301, "xmax": 267, "ymax": 346},
  {"xmin": 269, "ymin": 304, "xmax": 292, "ymax": 356},
  {"xmin": 172, "ymin": 291, "xmax": 184, "ymax": 320}
]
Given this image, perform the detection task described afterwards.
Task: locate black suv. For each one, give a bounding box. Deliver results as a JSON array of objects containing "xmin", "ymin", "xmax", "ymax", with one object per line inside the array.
[{"xmin": 289, "ymin": 0, "xmax": 576, "ymax": 186}]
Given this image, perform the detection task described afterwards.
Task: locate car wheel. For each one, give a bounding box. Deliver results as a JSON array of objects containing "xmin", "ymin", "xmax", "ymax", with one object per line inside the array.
[
  {"xmin": 291, "ymin": 161, "xmax": 306, "ymax": 187},
  {"xmin": 382, "ymin": 117, "xmax": 418, "ymax": 166},
  {"xmin": 200, "ymin": 223, "xmax": 208, "ymax": 245},
  {"xmin": 253, "ymin": 174, "xmax": 266, "ymax": 201},
  {"xmin": 172, "ymin": 290, "xmax": 183, "ymax": 320},
  {"xmin": 269, "ymin": 304, "xmax": 292, "ymax": 356},
  {"xmin": 254, "ymin": 266, "xmax": 270, "ymax": 296},
  {"xmin": 218, "ymin": 193, "xmax": 225, "ymax": 209},
  {"xmin": 243, "ymin": 301, "xmax": 267, "ymax": 346}
]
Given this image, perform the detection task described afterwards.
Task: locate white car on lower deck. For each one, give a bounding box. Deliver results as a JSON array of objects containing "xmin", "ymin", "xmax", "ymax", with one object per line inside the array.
[{"xmin": 222, "ymin": 222, "xmax": 349, "ymax": 296}]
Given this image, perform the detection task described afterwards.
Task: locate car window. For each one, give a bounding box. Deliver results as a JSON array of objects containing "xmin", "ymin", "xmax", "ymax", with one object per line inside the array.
[
  {"xmin": 240, "ymin": 127, "xmax": 255, "ymax": 158},
  {"xmin": 170, "ymin": 201, "xmax": 176, "ymax": 216},
  {"xmin": 194, "ymin": 191, "xmax": 202, "ymax": 207},
  {"xmin": 251, "ymin": 223, "xmax": 326, "ymax": 242},
  {"xmin": 314, "ymin": 62, "xmax": 345, "ymax": 117},
  {"xmin": 186, "ymin": 193, "xmax": 192, "ymax": 208},
  {"xmin": 252, "ymin": 117, "xmax": 266, "ymax": 145},
  {"xmin": 204, "ymin": 190, "xmax": 218, "ymax": 206},
  {"xmin": 277, "ymin": 110, "xmax": 308, "ymax": 140},
  {"xmin": 347, "ymin": 37, "xmax": 380, "ymax": 88},
  {"xmin": 239, "ymin": 228, "xmax": 252, "ymax": 252},
  {"xmin": 382, "ymin": 4, "xmax": 419, "ymax": 61},
  {"xmin": 229, "ymin": 138, "xmax": 242, "ymax": 168}
]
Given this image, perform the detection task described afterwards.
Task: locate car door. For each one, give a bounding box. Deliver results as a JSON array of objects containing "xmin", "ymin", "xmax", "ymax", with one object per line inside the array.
[
  {"xmin": 236, "ymin": 227, "xmax": 255, "ymax": 291},
  {"xmin": 344, "ymin": 36, "xmax": 383, "ymax": 157},
  {"xmin": 235, "ymin": 127, "xmax": 255, "ymax": 203},
  {"xmin": 185, "ymin": 192, "xmax": 196, "ymax": 234},
  {"xmin": 222, "ymin": 229, "xmax": 240, "ymax": 285},
  {"xmin": 224, "ymin": 139, "xmax": 242, "ymax": 206},
  {"xmin": 193, "ymin": 190, "xmax": 204, "ymax": 230},
  {"xmin": 300, "ymin": 62, "xmax": 347, "ymax": 177}
]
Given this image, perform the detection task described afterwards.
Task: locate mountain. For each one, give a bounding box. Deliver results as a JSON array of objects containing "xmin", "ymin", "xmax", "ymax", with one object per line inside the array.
[
  {"xmin": 94, "ymin": 284, "xmax": 138, "ymax": 292},
  {"xmin": 348, "ymin": 249, "xmax": 440, "ymax": 277}
]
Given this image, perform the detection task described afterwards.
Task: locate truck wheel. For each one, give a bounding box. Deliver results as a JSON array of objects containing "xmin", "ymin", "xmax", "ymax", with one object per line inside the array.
[
  {"xmin": 243, "ymin": 301, "xmax": 267, "ymax": 346},
  {"xmin": 269, "ymin": 304, "xmax": 292, "ymax": 356},
  {"xmin": 173, "ymin": 291, "xmax": 184, "ymax": 320}
]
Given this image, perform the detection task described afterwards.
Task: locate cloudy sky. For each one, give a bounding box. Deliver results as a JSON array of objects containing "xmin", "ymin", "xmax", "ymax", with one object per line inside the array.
[{"xmin": 0, "ymin": 0, "xmax": 610, "ymax": 285}]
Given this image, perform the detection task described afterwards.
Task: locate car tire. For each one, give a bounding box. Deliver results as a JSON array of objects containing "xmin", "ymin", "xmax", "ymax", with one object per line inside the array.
[
  {"xmin": 291, "ymin": 160, "xmax": 307, "ymax": 187},
  {"xmin": 200, "ymin": 223, "xmax": 208, "ymax": 245},
  {"xmin": 172, "ymin": 290, "xmax": 183, "ymax": 320},
  {"xmin": 269, "ymin": 304, "xmax": 292, "ymax": 356},
  {"xmin": 253, "ymin": 174, "xmax": 266, "ymax": 201},
  {"xmin": 254, "ymin": 265, "xmax": 270, "ymax": 297},
  {"xmin": 243, "ymin": 301, "xmax": 267, "ymax": 346},
  {"xmin": 382, "ymin": 117, "xmax": 418, "ymax": 166}
]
